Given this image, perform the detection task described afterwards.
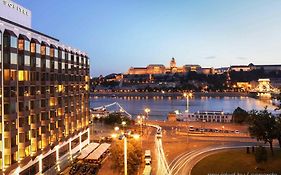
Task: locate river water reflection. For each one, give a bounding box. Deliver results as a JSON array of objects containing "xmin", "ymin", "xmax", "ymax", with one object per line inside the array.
[{"xmin": 90, "ymin": 96, "xmax": 277, "ymax": 121}]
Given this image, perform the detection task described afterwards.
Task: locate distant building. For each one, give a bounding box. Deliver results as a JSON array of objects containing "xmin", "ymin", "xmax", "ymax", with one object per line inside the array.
[{"xmin": 230, "ymin": 63, "xmax": 281, "ymax": 72}]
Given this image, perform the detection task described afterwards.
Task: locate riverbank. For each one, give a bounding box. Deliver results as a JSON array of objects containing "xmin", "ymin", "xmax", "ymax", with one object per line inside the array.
[{"xmin": 91, "ymin": 91, "xmax": 249, "ymax": 98}]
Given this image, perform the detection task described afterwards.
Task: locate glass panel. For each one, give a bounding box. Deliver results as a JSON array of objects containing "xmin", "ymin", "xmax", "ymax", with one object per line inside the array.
[
  {"xmin": 10, "ymin": 36, "xmax": 17, "ymax": 48},
  {"xmin": 61, "ymin": 51, "xmax": 65, "ymax": 59},
  {"xmin": 36, "ymin": 57, "xmax": 41, "ymax": 67},
  {"xmin": 62, "ymin": 62, "xmax": 65, "ymax": 70},
  {"xmin": 25, "ymin": 55, "xmax": 30, "ymax": 66},
  {"xmin": 54, "ymin": 49, "xmax": 58, "ymax": 58},
  {"xmin": 10, "ymin": 53, "xmax": 17, "ymax": 64},
  {"xmin": 25, "ymin": 40, "xmax": 30, "ymax": 51},
  {"xmin": 68, "ymin": 53, "xmax": 71, "ymax": 61},
  {"xmin": 46, "ymin": 59, "xmax": 50, "ymax": 68},
  {"xmin": 46, "ymin": 46, "xmax": 50, "ymax": 56},
  {"xmin": 36, "ymin": 44, "xmax": 40, "ymax": 54},
  {"xmin": 54, "ymin": 61, "xmax": 58, "ymax": 70}
]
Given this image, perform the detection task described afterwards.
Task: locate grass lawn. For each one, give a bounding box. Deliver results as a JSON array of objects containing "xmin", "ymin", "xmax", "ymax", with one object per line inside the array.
[{"xmin": 192, "ymin": 148, "xmax": 281, "ymax": 175}]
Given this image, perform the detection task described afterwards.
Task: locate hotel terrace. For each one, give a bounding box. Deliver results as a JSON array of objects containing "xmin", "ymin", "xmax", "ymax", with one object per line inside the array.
[{"xmin": 0, "ymin": 1, "xmax": 90, "ymax": 174}]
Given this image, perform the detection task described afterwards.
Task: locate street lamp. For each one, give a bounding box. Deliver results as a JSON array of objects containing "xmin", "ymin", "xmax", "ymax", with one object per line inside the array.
[
  {"xmin": 144, "ymin": 108, "xmax": 150, "ymax": 121},
  {"xmin": 183, "ymin": 92, "xmax": 192, "ymax": 113},
  {"xmin": 114, "ymin": 126, "xmax": 120, "ymax": 132},
  {"xmin": 112, "ymin": 128, "xmax": 140, "ymax": 175}
]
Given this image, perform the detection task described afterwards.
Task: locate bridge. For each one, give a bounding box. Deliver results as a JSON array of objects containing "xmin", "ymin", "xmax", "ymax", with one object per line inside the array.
[{"xmin": 250, "ymin": 79, "xmax": 280, "ymax": 98}]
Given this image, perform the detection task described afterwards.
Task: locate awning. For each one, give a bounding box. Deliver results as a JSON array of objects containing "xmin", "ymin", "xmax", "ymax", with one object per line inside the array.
[
  {"xmin": 19, "ymin": 34, "xmax": 30, "ymax": 41},
  {"xmin": 50, "ymin": 44, "xmax": 57, "ymax": 49},
  {"xmin": 77, "ymin": 143, "xmax": 100, "ymax": 160},
  {"xmin": 31, "ymin": 38, "xmax": 40, "ymax": 44},
  {"xmin": 41, "ymin": 41, "xmax": 49, "ymax": 46},
  {"xmin": 85, "ymin": 143, "xmax": 111, "ymax": 161},
  {"xmin": 4, "ymin": 29, "xmax": 17, "ymax": 37}
]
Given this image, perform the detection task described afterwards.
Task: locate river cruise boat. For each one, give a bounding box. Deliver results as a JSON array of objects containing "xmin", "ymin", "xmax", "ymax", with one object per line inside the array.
[{"xmin": 175, "ymin": 110, "xmax": 232, "ymax": 123}]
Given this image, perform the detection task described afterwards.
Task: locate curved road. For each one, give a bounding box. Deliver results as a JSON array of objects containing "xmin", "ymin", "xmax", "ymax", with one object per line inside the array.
[{"xmin": 169, "ymin": 143, "xmax": 256, "ymax": 175}]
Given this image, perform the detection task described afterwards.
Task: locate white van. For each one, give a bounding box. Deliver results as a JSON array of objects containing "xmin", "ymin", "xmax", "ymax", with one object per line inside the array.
[{"xmin": 144, "ymin": 150, "xmax": 151, "ymax": 165}]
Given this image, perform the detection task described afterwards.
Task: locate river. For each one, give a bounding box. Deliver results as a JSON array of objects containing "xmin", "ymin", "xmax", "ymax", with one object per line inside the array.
[{"xmin": 90, "ymin": 95, "xmax": 278, "ymax": 121}]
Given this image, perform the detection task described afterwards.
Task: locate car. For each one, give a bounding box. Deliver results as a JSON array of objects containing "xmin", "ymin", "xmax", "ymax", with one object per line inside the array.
[
  {"xmin": 189, "ymin": 126, "xmax": 195, "ymax": 132},
  {"xmin": 235, "ymin": 130, "xmax": 240, "ymax": 134},
  {"xmin": 200, "ymin": 128, "xmax": 204, "ymax": 132},
  {"xmin": 144, "ymin": 150, "xmax": 152, "ymax": 165}
]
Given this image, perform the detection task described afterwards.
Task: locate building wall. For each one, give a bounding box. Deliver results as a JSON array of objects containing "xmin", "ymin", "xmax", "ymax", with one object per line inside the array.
[{"xmin": 0, "ymin": 20, "xmax": 90, "ymax": 174}]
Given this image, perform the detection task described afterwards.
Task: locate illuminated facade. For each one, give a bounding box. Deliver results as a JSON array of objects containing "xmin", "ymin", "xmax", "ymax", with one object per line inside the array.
[
  {"xmin": 127, "ymin": 58, "xmax": 186, "ymax": 75},
  {"xmin": 0, "ymin": 1, "xmax": 90, "ymax": 174}
]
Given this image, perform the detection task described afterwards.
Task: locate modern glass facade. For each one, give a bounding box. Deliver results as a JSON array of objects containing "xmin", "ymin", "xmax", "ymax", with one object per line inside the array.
[{"xmin": 0, "ymin": 16, "xmax": 90, "ymax": 175}]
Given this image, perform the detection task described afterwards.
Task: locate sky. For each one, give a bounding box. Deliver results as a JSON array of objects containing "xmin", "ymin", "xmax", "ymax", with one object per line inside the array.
[{"xmin": 15, "ymin": 0, "xmax": 281, "ymax": 76}]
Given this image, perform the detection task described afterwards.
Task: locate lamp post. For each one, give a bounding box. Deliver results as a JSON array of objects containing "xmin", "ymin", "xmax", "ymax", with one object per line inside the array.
[
  {"xmin": 124, "ymin": 136, "xmax": 127, "ymax": 175},
  {"xmin": 112, "ymin": 124, "xmax": 140, "ymax": 175},
  {"xmin": 183, "ymin": 92, "xmax": 192, "ymax": 113}
]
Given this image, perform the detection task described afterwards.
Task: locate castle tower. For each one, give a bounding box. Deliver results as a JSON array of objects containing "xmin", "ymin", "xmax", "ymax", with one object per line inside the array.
[{"xmin": 170, "ymin": 57, "xmax": 176, "ymax": 68}]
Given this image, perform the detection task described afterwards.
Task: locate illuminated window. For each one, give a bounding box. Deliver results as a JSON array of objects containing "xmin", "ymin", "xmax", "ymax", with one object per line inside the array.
[
  {"xmin": 4, "ymin": 69, "xmax": 17, "ymax": 81},
  {"xmin": 18, "ymin": 39, "xmax": 24, "ymax": 50},
  {"xmin": 49, "ymin": 97, "xmax": 57, "ymax": 107},
  {"xmin": 57, "ymin": 85, "xmax": 64, "ymax": 92},
  {"xmin": 41, "ymin": 45, "xmax": 46, "ymax": 55},
  {"xmin": 31, "ymin": 43, "xmax": 36, "ymax": 53},
  {"xmin": 50, "ymin": 48, "xmax": 54, "ymax": 57},
  {"xmin": 18, "ymin": 70, "xmax": 29, "ymax": 81}
]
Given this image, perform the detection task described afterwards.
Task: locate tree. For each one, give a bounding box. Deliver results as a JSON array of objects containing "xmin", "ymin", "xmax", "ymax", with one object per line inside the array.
[
  {"xmin": 248, "ymin": 109, "xmax": 277, "ymax": 155},
  {"xmin": 103, "ymin": 113, "xmax": 132, "ymax": 126},
  {"xmin": 111, "ymin": 139, "xmax": 142, "ymax": 175},
  {"xmin": 276, "ymin": 116, "xmax": 281, "ymax": 148},
  {"xmin": 232, "ymin": 107, "xmax": 249, "ymax": 123}
]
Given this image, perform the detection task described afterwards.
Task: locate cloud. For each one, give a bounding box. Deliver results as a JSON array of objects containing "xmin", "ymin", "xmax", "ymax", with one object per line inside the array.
[
  {"xmin": 236, "ymin": 57, "xmax": 248, "ymax": 60},
  {"xmin": 204, "ymin": 56, "xmax": 216, "ymax": 59}
]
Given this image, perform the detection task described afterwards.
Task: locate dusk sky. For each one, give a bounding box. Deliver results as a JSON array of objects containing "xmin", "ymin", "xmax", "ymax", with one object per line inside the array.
[{"xmin": 16, "ymin": 0, "xmax": 281, "ymax": 76}]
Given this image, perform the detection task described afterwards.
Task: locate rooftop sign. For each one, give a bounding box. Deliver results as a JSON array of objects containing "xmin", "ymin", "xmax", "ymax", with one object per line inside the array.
[{"xmin": 0, "ymin": 0, "xmax": 32, "ymax": 28}]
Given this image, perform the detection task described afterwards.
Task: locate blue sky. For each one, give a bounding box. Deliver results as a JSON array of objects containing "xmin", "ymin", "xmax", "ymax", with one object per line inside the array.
[{"xmin": 15, "ymin": 0, "xmax": 281, "ymax": 76}]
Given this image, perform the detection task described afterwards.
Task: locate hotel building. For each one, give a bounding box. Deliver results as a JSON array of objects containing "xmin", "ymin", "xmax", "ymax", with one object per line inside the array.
[{"xmin": 0, "ymin": 1, "xmax": 90, "ymax": 174}]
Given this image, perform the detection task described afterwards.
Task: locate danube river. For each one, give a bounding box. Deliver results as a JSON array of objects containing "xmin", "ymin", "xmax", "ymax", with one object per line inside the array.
[{"xmin": 90, "ymin": 95, "xmax": 277, "ymax": 121}]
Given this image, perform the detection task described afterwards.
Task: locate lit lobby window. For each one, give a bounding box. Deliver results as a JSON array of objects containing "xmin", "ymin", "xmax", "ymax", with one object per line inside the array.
[
  {"xmin": 41, "ymin": 45, "xmax": 46, "ymax": 55},
  {"xmin": 18, "ymin": 70, "xmax": 29, "ymax": 81},
  {"xmin": 4, "ymin": 69, "xmax": 17, "ymax": 81}
]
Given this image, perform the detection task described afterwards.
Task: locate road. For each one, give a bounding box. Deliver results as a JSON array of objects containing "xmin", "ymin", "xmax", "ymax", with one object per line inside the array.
[
  {"xmin": 146, "ymin": 124, "xmax": 170, "ymax": 175},
  {"xmin": 168, "ymin": 143, "xmax": 257, "ymax": 175}
]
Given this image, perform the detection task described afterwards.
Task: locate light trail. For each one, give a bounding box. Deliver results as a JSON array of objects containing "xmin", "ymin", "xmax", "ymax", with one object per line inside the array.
[
  {"xmin": 168, "ymin": 145, "xmax": 255, "ymax": 175},
  {"xmin": 147, "ymin": 124, "xmax": 170, "ymax": 175}
]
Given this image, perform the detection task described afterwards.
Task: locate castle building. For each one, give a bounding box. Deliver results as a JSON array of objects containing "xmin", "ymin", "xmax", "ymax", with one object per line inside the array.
[
  {"xmin": 127, "ymin": 58, "xmax": 186, "ymax": 75},
  {"xmin": 0, "ymin": 1, "xmax": 90, "ymax": 174}
]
